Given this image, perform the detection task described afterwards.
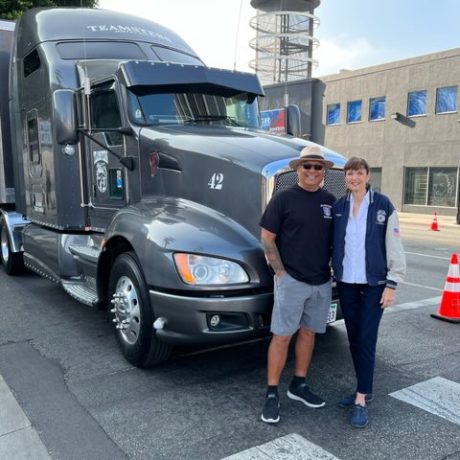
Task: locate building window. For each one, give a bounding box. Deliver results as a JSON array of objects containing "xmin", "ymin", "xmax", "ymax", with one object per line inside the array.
[
  {"xmin": 428, "ymin": 168, "xmax": 457, "ymax": 207},
  {"xmin": 369, "ymin": 168, "xmax": 382, "ymax": 192},
  {"xmin": 436, "ymin": 86, "xmax": 457, "ymax": 114},
  {"xmin": 407, "ymin": 90, "xmax": 427, "ymax": 117},
  {"xmin": 369, "ymin": 97, "xmax": 385, "ymax": 121},
  {"xmin": 347, "ymin": 100, "xmax": 362, "ymax": 123},
  {"xmin": 326, "ymin": 103, "xmax": 340, "ymax": 125},
  {"xmin": 404, "ymin": 167, "xmax": 458, "ymax": 207},
  {"xmin": 404, "ymin": 168, "xmax": 428, "ymax": 205}
]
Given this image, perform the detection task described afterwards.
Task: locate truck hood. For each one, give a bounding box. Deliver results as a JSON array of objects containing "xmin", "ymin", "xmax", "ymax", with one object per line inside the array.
[
  {"xmin": 137, "ymin": 124, "xmax": 346, "ymax": 238},
  {"xmin": 139, "ymin": 124, "xmax": 345, "ymax": 171}
]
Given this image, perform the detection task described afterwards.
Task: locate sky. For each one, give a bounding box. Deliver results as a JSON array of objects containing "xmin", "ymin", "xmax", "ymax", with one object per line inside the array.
[{"xmin": 98, "ymin": 0, "xmax": 460, "ymax": 77}]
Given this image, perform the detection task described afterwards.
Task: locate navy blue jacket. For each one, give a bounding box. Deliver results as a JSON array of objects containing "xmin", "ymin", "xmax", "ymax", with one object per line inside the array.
[{"xmin": 332, "ymin": 188, "xmax": 406, "ymax": 288}]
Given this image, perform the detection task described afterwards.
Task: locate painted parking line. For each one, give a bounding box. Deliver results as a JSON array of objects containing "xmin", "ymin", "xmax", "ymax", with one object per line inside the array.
[
  {"xmin": 405, "ymin": 251, "xmax": 450, "ymax": 261},
  {"xmin": 386, "ymin": 296, "xmax": 440, "ymax": 314},
  {"xmin": 221, "ymin": 433, "xmax": 340, "ymax": 460},
  {"xmin": 390, "ymin": 377, "xmax": 460, "ymax": 426},
  {"xmin": 0, "ymin": 374, "xmax": 51, "ymax": 460},
  {"xmin": 399, "ymin": 281, "xmax": 442, "ymax": 292}
]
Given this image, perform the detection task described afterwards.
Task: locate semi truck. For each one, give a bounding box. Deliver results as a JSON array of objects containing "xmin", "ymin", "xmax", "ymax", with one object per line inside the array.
[{"xmin": 0, "ymin": 8, "xmax": 346, "ymax": 367}]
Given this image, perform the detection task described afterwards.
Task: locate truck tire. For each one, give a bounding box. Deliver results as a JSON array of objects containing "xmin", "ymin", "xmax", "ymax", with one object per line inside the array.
[
  {"xmin": 0, "ymin": 222, "xmax": 24, "ymax": 275},
  {"xmin": 108, "ymin": 251, "xmax": 171, "ymax": 367}
]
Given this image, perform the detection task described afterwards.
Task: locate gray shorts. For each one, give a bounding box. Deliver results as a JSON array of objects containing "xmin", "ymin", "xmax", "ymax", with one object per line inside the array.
[{"xmin": 271, "ymin": 273, "xmax": 332, "ymax": 336}]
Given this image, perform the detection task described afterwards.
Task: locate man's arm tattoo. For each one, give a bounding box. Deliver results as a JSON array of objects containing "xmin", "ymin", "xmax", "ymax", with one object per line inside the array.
[{"xmin": 262, "ymin": 239, "xmax": 285, "ymax": 275}]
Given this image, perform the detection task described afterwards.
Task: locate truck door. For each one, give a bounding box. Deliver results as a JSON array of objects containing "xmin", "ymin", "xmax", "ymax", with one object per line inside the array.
[{"xmin": 85, "ymin": 83, "xmax": 130, "ymax": 229}]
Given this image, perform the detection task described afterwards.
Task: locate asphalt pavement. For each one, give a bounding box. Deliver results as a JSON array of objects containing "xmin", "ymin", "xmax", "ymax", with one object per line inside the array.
[{"xmin": 0, "ymin": 211, "xmax": 459, "ymax": 460}]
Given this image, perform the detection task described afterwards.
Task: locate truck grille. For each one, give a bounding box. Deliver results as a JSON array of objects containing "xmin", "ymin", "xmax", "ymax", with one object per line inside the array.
[{"xmin": 274, "ymin": 168, "xmax": 346, "ymax": 199}]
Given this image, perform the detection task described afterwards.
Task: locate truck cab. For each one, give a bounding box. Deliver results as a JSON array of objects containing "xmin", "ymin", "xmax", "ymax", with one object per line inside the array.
[{"xmin": 0, "ymin": 8, "xmax": 346, "ymax": 367}]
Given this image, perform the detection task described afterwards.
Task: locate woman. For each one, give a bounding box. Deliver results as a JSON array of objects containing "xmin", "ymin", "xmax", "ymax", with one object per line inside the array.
[{"xmin": 332, "ymin": 157, "xmax": 406, "ymax": 428}]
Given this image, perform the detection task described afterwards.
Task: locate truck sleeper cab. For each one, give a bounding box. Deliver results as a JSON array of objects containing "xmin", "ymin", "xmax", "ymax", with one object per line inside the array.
[{"xmin": 0, "ymin": 8, "xmax": 346, "ymax": 367}]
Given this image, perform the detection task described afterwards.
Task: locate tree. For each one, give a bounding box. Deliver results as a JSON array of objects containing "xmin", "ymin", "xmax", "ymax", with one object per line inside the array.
[{"xmin": 0, "ymin": 1, "xmax": 99, "ymax": 20}]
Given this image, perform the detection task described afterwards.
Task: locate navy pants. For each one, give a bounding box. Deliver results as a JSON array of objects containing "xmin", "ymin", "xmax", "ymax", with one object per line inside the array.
[{"xmin": 337, "ymin": 282, "xmax": 385, "ymax": 395}]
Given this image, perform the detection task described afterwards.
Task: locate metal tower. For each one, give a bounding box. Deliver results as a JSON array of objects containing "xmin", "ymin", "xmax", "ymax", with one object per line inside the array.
[{"xmin": 249, "ymin": 0, "xmax": 320, "ymax": 85}]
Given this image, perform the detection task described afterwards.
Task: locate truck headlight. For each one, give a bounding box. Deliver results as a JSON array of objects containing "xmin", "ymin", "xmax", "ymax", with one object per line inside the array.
[{"xmin": 174, "ymin": 253, "xmax": 249, "ymax": 285}]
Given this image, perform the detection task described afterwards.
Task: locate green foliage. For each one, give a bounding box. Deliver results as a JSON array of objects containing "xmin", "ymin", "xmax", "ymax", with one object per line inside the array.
[{"xmin": 0, "ymin": 0, "xmax": 99, "ymax": 20}]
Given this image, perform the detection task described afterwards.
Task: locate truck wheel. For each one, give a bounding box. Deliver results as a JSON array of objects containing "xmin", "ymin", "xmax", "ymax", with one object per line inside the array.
[
  {"xmin": 0, "ymin": 222, "xmax": 24, "ymax": 275},
  {"xmin": 108, "ymin": 252, "xmax": 171, "ymax": 367}
]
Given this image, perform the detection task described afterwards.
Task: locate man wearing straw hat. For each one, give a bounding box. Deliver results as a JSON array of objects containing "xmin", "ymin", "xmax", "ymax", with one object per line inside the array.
[{"xmin": 259, "ymin": 145, "xmax": 335, "ymax": 424}]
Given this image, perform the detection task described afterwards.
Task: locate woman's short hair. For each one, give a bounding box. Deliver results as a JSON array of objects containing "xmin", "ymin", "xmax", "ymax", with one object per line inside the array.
[{"xmin": 344, "ymin": 156, "xmax": 369, "ymax": 173}]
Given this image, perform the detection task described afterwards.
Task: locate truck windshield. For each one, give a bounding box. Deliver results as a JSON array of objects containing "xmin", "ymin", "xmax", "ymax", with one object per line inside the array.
[{"xmin": 127, "ymin": 90, "xmax": 260, "ymax": 128}]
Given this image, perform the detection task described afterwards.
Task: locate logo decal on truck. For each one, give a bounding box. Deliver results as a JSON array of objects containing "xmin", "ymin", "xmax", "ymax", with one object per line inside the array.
[
  {"xmin": 93, "ymin": 150, "xmax": 109, "ymax": 194},
  {"xmin": 208, "ymin": 173, "xmax": 224, "ymax": 190}
]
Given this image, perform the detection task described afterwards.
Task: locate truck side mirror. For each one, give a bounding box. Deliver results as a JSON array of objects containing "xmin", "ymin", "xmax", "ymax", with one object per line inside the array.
[
  {"xmin": 53, "ymin": 89, "xmax": 78, "ymax": 145},
  {"xmin": 285, "ymin": 104, "xmax": 301, "ymax": 138}
]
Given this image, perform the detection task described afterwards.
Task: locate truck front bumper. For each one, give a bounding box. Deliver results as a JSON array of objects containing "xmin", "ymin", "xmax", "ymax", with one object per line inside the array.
[{"xmin": 149, "ymin": 289, "xmax": 273, "ymax": 346}]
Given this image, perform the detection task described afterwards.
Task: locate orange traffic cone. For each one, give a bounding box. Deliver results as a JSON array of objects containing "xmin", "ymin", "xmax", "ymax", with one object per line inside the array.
[
  {"xmin": 430, "ymin": 210, "xmax": 440, "ymax": 231},
  {"xmin": 431, "ymin": 253, "xmax": 460, "ymax": 323}
]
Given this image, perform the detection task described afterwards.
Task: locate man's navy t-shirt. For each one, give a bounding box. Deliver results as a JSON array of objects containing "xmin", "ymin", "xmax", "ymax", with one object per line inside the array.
[{"xmin": 260, "ymin": 184, "xmax": 335, "ymax": 285}]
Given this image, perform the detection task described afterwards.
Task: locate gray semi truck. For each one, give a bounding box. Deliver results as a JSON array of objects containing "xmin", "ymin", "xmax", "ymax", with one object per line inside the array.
[{"xmin": 0, "ymin": 8, "xmax": 346, "ymax": 367}]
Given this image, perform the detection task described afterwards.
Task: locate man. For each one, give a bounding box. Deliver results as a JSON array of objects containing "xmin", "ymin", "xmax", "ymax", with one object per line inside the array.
[{"xmin": 259, "ymin": 145, "xmax": 335, "ymax": 424}]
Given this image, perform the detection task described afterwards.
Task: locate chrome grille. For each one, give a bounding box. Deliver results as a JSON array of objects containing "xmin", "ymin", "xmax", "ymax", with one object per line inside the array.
[{"xmin": 274, "ymin": 168, "xmax": 346, "ymax": 199}]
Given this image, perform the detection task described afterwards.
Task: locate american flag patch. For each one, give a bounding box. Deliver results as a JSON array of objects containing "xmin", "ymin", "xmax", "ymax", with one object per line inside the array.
[{"xmin": 393, "ymin": 227, "xmax": 401, "ymax": 237}]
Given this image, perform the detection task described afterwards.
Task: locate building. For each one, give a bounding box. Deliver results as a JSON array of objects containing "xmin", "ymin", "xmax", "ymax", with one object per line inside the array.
[
  {"xmin": 317, "ymin": 48, "xmax": 460, "ymax": 218},
  {"xmin": 260, "ymin": 48, "xmax": 460, "ymax": 219}
]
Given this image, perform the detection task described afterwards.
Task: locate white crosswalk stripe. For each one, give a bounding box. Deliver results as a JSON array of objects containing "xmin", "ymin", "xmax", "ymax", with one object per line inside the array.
[
  {"xmin": 390, "ymin": 377, "xmax": 460, "ymax": 426},
  {"xmin": 221, "ymin": 433, "xmax": 340, "ymax": 460}
]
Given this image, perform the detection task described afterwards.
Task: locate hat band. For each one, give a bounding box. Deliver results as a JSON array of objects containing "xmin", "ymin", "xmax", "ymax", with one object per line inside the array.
[{"xmin": 302, "ymin": 155, "xmax": 324, "ymax": 160}]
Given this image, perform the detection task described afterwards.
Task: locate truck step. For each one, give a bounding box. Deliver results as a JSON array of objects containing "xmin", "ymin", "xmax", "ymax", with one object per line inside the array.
[
  {"xmin": 61, "ymin": 278, "xmax": 100, "ymax": 307},
  {"xmin": 68, "ymin": 244, "xmax": 101, "ymax": 264}
]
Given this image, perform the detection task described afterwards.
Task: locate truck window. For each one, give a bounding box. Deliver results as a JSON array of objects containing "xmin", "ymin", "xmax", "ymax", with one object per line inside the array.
[
  {"xmin": 56, "ymin": 41, "xmax": 146, "ymax": 60},
  {"xmin": 151, "ymin": 46, "xmax": 202, "ymax": 65},
  {"xmin": 127, "ymin": 90, "xmax": 260, "ymax": 129},
  {"xmin": 27, "ymin": 114, "xmax": 40, "ymax": 163},
  {"xmin": 90, "ymin": 89, "xmax": 123, "ymax": 146},
  {"xmin": 23, "ymin": 49, "xmax": 41, "ymax": 77}
]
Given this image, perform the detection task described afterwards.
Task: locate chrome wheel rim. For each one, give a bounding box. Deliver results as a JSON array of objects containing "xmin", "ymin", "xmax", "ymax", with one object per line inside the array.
[
  {"xmin": 110, "ymin": 275, "xmax": 141, "ymax": 345},
  {"xmin": 1, "ymin": 228, "xmax": 9, "ymax": 264}
]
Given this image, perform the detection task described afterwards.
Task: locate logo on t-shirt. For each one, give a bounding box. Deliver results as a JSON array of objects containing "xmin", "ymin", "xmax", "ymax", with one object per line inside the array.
[{"xmin": 321, "ymin": 204, "xmax": 333, "ymax": 219}]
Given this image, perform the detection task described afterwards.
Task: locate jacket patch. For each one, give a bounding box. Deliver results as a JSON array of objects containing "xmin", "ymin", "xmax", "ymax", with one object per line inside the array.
[{"xmin": 376, "ymin": 209, "xmax": 387, "ymax": 225}]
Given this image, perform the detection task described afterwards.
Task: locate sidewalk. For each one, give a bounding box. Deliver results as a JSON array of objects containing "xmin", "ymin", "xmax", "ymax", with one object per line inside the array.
[
  {"xmin": 398, "ymin": 211, "xmax": 459, "ymax": 228},
  {"xmin": 0, "ymin": 375, "xmax": 51, "ymax": 459}
]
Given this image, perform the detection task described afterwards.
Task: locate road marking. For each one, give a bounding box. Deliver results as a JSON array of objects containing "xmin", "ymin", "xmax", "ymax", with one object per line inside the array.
[
  {"xmin": 405, "ymin": 251, "xmax": 450, "ymax": 261},
  {"xmin": 399, "ymin": 281, "xmax": 442, "ymax": 292},
  {"xmin": 387, "ymin": 296, "xmax": 440, "ymax": 313},
  {"xmin": 221, "ymin": 433, "xmax": 340, "ymax": 460},
  {"xmin": 390, "ymin": 377, "xmax": 460, "ymax": 426}
]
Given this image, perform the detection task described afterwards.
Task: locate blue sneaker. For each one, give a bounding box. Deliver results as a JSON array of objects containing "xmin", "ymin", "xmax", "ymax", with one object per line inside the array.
[
  {"xmin": 338, "ymin": 393, "xmax": 374, "ymax": 408},
  {"xmin": 351, "ymin": 404, "xmax": 369, "ymax": 428}
]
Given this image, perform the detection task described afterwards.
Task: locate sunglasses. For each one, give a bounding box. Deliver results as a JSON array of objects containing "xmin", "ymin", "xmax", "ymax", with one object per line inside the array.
[{"xmin": 302, "ymin": 163, "xmax": 324, "ymax": 171}]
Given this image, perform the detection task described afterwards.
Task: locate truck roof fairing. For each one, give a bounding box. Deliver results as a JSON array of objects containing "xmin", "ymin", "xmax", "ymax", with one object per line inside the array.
[
  {"xmin": 16, "ymin": 8, "xmax": 197, "ymax": 58},
  {"xmin": 118, "ymin": 61, "xmax": 265, "ymax": 98}
]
